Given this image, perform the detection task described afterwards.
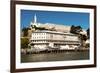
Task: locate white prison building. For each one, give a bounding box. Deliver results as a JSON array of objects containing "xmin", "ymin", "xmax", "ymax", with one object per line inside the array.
[{"xmin": 30, "ymin": 30, "xmax": 81, "ymax": 50}]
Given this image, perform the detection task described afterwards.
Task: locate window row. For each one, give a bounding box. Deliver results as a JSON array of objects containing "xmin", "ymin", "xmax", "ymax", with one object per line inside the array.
[{"xmin": 32, "ymin": 33, "xmax": 46, "ymax": 35}]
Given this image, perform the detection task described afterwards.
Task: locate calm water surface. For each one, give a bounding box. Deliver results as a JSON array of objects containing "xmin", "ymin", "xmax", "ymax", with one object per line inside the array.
[{"xmin": 21, "ymin": 51, "xmax": 89, "ymax": 63}]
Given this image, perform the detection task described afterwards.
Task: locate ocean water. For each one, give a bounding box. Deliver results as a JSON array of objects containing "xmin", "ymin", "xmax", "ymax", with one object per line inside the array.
[{"xmin": 21, "ymin": 51, "xmax": 89, "ymax": 63}]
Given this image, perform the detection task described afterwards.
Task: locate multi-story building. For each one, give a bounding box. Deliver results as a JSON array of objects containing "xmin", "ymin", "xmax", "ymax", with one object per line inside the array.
[{"xmin": 30, "ymin": 30, "xmax": 81, "ymax": 50}]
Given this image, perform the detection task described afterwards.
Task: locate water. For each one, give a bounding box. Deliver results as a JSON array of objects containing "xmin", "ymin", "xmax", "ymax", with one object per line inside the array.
[{"xmin": 21, "ymin": 51, "xmax": 89, "ymax": 63}]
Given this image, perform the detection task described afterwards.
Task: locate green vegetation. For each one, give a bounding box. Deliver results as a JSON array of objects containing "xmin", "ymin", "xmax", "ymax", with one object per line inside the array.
[
  {"xmin": 32, "ymin": 25, "xmax": 48, "ymax": 30},
  {"xmin": 87, "ymin": 28, "xmax": 90, "ymax": 39},
  {"xmin": 70, "ymin": 25, "xmax": 82, "ymax": 34},
  {"xmin": 85, "ymin": 43, "xmax": 90, "ymax": 48},
  {"xmin": 70, "ymin": 25, "xmax": 90, "ymax": 48},
  {"xmin": 21, "ymin": 37, "xmax": 29, "ymax": 49},
  {"xmin": 22, "ymin": 27, "xmax": 29, "ymax": 37}
]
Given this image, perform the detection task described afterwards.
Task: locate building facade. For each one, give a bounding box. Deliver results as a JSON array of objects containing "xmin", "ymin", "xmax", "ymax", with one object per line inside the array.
[{"xmin": 30, "ymin": 30, "xmax": 81, "ymax": 50}]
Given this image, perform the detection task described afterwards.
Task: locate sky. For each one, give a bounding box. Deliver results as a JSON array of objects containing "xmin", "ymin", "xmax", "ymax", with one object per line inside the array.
[{"xmin": 21, "ymin": 9, "xmax": 90, "ymax": 30}]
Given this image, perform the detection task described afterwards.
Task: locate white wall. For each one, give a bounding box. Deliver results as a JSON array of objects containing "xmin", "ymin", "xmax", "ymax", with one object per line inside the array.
[{"xmin": 0, "ymin": 0, "xmax": 100, "ymax": 73}]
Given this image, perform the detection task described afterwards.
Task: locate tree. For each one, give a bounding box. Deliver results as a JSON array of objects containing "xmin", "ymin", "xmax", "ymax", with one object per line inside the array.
[
  {"xmin": 22, "ymin": 27, "xmax": 29, "ymax": 37},
  {"xmin": 31, "ymin": 25, "xmax": 48, "ymax": 30},
  {"xmin": 87, "ymin": 28, "xmax": 90, "ymax": 39},
  {"xmin": 21, "ymin": 38, "xmax": 29, "ymax": 49},
  {"xmin": 70, "ymin": 25, "xmax": 75, "ymax": 33},
  {"xmin": 70, "ymin": 25, "xmax": 88, "ymax": 47},
  {"xmin": 80, "ymin": 34, "xmax": 87, "ymax": 41},
  {"xmin": 75, "ymin": 26, "xmax": 82, "ymax": 33},
  {"xmin": 70, "ymin": 25, "xmax": 82, "ymax": 34}
]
